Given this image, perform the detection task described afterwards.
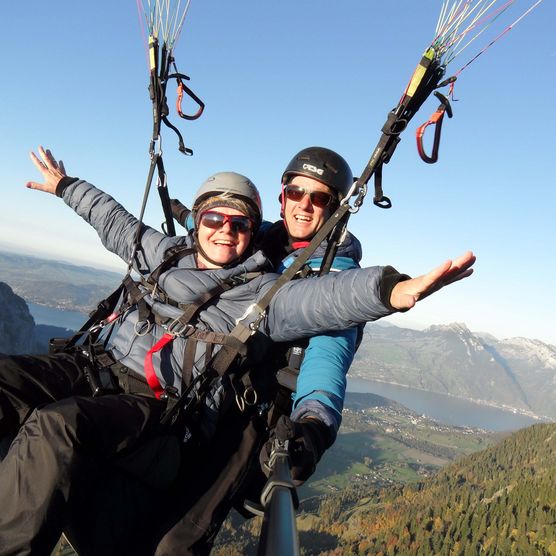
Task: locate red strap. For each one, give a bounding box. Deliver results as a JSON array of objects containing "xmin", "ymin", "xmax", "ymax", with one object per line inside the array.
[
  {"xmin": 291, "ymin": 241, "xmax": 310, "ymax": 250},
  {"xmin": 145, "ymin": 333, "xmax": 174, "ymax": 399}
]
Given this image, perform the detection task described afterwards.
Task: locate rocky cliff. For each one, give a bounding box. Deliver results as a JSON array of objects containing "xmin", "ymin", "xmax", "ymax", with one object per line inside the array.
[{"xmin": 0, "ymin": 281, "xmax": 38, "ymax": 354}]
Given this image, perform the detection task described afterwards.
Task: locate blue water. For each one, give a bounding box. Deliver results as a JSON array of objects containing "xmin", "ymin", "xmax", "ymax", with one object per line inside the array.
[
  {"xmin": 28, "ymin": 302, "xmax": 87, "ymax": 331},
  {"xmin": 347, "ymin": 377, "xmax": 540, "ymax": 432}
]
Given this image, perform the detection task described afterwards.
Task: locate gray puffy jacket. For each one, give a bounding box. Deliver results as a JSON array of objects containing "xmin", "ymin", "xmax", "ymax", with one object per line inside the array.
[{"xmin": 61, "ymin": 180, "xmax": 399, "ymax": 434}]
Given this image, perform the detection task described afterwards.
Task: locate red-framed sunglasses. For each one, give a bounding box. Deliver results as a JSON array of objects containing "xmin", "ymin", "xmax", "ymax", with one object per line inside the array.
[
  {"xmin": 284, "ymin": 184, "xmax": 335, "ymax": 208},
  {"xmin": 199, "ymin": 211, "xmax": 253, "ymax": 233}
]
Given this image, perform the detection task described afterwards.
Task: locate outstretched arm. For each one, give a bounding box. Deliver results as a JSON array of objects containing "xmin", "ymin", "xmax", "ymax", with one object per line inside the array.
[
  {"xmin": 266, "ymin": 252, "xmax": 475, "ymax": 342},
  {"xmin": 25, "ymin": 146, "xmax": 186, "ymax": 272}
]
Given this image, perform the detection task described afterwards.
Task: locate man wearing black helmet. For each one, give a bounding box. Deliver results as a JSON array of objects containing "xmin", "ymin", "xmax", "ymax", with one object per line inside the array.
[
  {"xmin": 260, "ymin": 146, "xmax": 357, "ymax": 266},
  {"xmin": 250, "ymin": 147, "xmax": 363, "ymax": 489}
]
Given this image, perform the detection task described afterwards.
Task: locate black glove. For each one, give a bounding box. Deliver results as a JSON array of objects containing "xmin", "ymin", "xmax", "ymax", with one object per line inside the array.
[{"xmin": 259, "ymin": 415, "xmax": 332, "ymax": 486}]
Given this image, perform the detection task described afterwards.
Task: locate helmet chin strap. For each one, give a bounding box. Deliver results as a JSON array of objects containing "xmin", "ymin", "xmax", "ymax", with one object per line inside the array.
[{"xmin": 279, "ymin": 182, "xmax": 287, "ymax": 220}]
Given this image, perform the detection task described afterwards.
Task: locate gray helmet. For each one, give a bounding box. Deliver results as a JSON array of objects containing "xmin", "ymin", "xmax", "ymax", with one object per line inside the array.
[
  {"xmin": 281, "ymin": 147, "xmax": 353, "ymax": 200},
  {"xmin": 192, "ymin": 172, "xmax": 262, "ymax": 229}
]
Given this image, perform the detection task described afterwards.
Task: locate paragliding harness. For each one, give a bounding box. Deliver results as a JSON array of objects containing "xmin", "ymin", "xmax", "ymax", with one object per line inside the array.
[
  {"xmin": 157, "ymin": 202, "xmax": 356, "ymax": 432},
  {"xmin": 48, "ymin": 191, "xmax": 351, "ymax": 438}
]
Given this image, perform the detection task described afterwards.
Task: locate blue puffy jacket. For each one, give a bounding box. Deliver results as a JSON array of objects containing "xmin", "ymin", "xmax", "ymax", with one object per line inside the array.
[{"xmin": 261, "ymin": 222, "xmax": 363, "ymax": 438}]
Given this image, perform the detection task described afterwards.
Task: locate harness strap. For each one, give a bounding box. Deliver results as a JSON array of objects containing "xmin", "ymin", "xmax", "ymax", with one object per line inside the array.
[
  {"xmin": 182, "ymin": 337, "xmax": 198, "ymax": 390},
  {"xmin": 117, "ymin": 366, "xmax": 154, "ymax": 397},
  {"xmin": 145, "ymin": 333, "xmax": 174, "ymax": 399},
  {"xmin": 174, "ymin": 284, "xmax": 234, "ymax": 327},
  {"xmin": 155, "ymin": 155, "xmax": 177, "ymax": 236},
  {"xmin": 144, "ymin": 246, "xmax": 196, "ymax": 294},
  {"xmin": 58, "ymin": 283, "xmax": 126, "ymax": 351},
  {"xmin": 239, "ymin": 202, "xmax": 352, "ymax": 325}
]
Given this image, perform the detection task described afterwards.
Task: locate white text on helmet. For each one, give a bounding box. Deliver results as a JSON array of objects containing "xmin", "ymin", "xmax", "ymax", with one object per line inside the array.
[{"xmin": 302, "ymin": 163, "xmax": 324, "ymax": 176}]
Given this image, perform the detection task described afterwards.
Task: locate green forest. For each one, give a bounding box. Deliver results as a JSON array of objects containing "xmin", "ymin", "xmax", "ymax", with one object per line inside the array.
[
  {"xmin": 213, "ymin": 423, "xmax": 556, "ymax": 555},
  {"xmin": 52, "ymin": 422, "xmax": 555, "ymax": 555}
]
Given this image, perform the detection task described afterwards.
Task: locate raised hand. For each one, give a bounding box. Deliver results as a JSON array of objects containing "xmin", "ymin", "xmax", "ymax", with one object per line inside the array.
[
  {"xmin": 26, "ymin": 146, "xmax": 67, "ymax": 195},
  {"xmin": 390, "ymin": 251, "xmax": 476, "ymax": 311}
]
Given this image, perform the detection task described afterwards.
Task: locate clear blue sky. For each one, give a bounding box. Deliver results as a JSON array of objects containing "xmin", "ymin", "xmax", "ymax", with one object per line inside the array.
[{"xmin": 1, "ymin": 1, "xmax": 555, "ymax": 345}]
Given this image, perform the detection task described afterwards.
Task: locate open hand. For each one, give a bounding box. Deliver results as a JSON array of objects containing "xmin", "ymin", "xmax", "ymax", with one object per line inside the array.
[
  {"xmin": 390, "ymin": 251, "xmax": 476, "ymax": 311},
  {"xmin": 26, "ymin": 146, "xmax": 67, "ymax": 195}
]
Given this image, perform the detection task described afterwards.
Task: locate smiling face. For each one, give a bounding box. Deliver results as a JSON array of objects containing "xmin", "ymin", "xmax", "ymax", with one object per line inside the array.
[
  {"xmin": 196, "ymin": 206, "xmax": 253, "ymax": 269},
  {"xmin": 283, "ymin": 175, "xmax": 335, "ymax": 241}
]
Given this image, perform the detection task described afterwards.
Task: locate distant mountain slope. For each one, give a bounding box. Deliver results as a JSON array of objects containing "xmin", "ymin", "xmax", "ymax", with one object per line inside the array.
[
  {"xmin": 0, "ymin": 251, "xmax": 120, "ymax": 312},
  {"xmin": 0, "ymin": 282, "xmax": 37, "ymax": 354},
  {"xmin": 352, "ymin": 323, "xmax": 556, "ymax": 419},
  {"xmin": 213, "ymin": 423, "xmax": 556, "ymax": 555},
  {"xmin": 0, "ymin": 282, "xmax": 70, "ymax": 354}
]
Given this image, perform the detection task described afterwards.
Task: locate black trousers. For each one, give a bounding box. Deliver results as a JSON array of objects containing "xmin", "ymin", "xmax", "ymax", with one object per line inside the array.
[
  {"xmin": 0, "ymin": 352, "xmax": 92, "ymax": 443},
  {"xmin": 0, "ymin": 352, "xmax": 177, "ymax": 555},
  {"xmin": 0, "ymin": 353, "xmax": 266, "ymax": 556}
]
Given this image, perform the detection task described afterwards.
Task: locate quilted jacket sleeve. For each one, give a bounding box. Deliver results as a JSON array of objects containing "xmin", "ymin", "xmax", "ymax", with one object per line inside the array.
[
  {"xmin": 264, "ymin": 265, "xmax": 405, "ymax": 342},
  {"xmin": 61, "ymin": 179, "xmax": 186, "ymax": 272}
]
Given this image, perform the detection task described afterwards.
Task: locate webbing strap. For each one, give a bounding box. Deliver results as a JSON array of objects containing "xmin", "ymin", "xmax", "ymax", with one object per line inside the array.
[
  {"xmin": 156, "ymin": 156, "xmax": 176, "ymax": 236},
  {"xmin": 182, "ymin": 336, "xmax": 198, "ymax": 389},
  {"xmin": 175, "ymin": 284, "xmax": 234, "ymax": 326},
  {"xmin": 242, "ymin": 203, "xmax": 351, "ymax": 319},
  {"xmin": 145, "ymin": 333, "xmax": 174, "ymax": 399},
  {"xmin": 62, "ymin": 283, "xmax": 126, "ymax": 350},
  {"xmin": 147, "ymin": 246, "xmax": 196, "ymax": 286}
]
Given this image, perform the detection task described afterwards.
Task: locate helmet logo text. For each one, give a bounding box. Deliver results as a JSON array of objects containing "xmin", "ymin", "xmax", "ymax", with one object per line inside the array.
[{"xmin": 302, "ymin": 163, "xmax": 324, "ymax": 176}]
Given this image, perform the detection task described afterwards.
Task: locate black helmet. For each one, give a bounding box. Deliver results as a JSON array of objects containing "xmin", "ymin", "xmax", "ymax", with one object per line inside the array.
[{"xmin": 281, "ymin": 147, "xmax": 353, "ymax": 200}]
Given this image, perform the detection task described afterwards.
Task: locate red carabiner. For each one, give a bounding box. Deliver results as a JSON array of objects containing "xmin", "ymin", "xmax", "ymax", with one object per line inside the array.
[
  {"xmin": 176, "ymin": 81, "xmax": 205, "ymax": 121},
  {"xmin": 416, "ymin": 92, "xmax": 453, "ymax": 164}
]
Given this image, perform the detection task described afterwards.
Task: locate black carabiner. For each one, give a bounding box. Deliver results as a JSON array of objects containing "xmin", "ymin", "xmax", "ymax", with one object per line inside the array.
[{"xmin": 416, "ymin": 91, "xmax": 453, "ymax": 164}]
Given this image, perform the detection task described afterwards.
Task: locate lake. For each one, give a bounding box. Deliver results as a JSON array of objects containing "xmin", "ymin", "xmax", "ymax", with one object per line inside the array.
[
  {"xmin": 347, "ymin": 377, "xmax": 540, "ymax": 432},
  {"xmin": 28, "ymin": 302, "xmax": 87, "ymax": 331}
]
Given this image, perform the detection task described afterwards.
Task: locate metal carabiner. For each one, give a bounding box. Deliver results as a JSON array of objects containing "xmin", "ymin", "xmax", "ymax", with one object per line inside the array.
[
  {"xmin": 416, "ymin": 91, "xmax": 453, "ymax": 164},
  {"xmin": 134, "ymin": 319, "xmax": 153, "ymax": 337},
  {"xmin": 166, "ymin": 318, "xmax": 194, "ymax": 337},
  {"xmin": 175, "ymin": 80, "xmax": 205, "ymax": 121},
  {"xmin": 88, "ymin": 311, "xmax": 121, "ymax": 334}
]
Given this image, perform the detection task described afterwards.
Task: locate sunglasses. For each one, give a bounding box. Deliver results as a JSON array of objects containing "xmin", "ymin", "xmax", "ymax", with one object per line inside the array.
[
  {"xmin": 284, "ymin": 184, "xmax": 335, "ymax": 208},
  {"xmin": 199, "ymin": 211, "xmax": 253, "ymax": 233}
]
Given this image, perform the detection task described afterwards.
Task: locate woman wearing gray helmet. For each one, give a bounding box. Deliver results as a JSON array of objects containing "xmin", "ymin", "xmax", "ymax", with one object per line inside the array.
[
  {"xmin": 0, "ymin": 145, "xmax": 474, "ymax": 555},
  {"xmin": 0, "ymin": 149, "xmax": 272, "ymax": 554},
  {"xmin": 190, "ymin": 172, "xmax": 262, "ymax": 269}
]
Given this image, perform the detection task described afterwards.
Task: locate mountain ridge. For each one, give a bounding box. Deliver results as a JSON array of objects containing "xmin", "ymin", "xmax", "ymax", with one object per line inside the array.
[{"xmin": 352, "ymin": 322, "xmax": 556, "ymax": 420}]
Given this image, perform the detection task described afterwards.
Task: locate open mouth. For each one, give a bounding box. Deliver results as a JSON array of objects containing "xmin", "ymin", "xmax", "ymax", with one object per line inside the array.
[{"xmin": 213, "ymin": 240, "xmax": 237, "ymax": 247}]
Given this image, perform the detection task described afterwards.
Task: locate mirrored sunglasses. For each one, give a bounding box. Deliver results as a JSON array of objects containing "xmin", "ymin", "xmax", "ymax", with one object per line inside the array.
[
  {"xmin": 199, "ymin": 211, "xmax": 252, "ymax": 233},
  {"xmin": 284, "ymin": 184, "xmax": 335, "ymax": 208}
]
